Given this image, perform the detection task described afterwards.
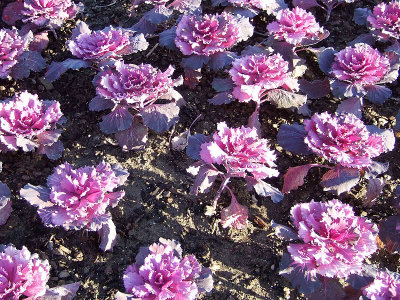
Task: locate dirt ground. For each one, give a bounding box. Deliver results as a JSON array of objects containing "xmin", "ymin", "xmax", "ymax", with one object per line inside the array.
[{"xmin": 1, "ymin": 0, "xmax": 400, "ymax": 299}]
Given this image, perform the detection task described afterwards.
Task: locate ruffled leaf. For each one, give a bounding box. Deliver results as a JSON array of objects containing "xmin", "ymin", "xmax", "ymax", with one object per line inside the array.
[
  {"xmin": 89, "ymin": 96, "xmax": 114, "ymax": 112},
  {"xmin": 100, "ymin": 107, "xmax": 134, "ymax": 134},
  {"xmin": 318, "ymin": 47, "xmax": 336, "ymax": 75},
  {"xmin": 182, "ymin": 55, "xmax": 210, "ymax": 69},
  {"xmin": 131, "ymin": 17, "xmax": 158, "ymax": 35},
  {"xmin": 115, "ymin": 116, "xmax": 148, "ymax": 151},
  {"xmin": 321, "ymin": 166, "xmax": 360, "ymax": 194},
  {"xmin": 330, "ymin": 80, "xmax": 366, "ymax": 99},
  {"xmin": 220, "ymin": 193, "xmax": 248, "ymax": 229},
  {"xmin": 364, "ymin": 178, "xmax": 385, "ymax": 207},
  {"xmin": 298, "ymin": 78, "xmax": 330, "ymax": 99},
  {"xmin": 144, "ymin": 6, "xmax": 173, "ymax": 24},
  {"xmin": 45, "ymin": 59, "xmax": 91, "ymax": 82},
  {"xmin": 353, "ymin": 8, "xmax": 371, "ymax": 26},
  {"xmin": 279, "ymin": 252, "xmax": 322, "ymax": 295},
  {"xmin": 336, "ymin": 97, "xmax": 363, "ymax": 119},
  {"xmin": 365, "ymin": 161, "xmax": 390, "ymax": 178},
  {"xmin": 197, "ymin": 267, "xmax": 214, "ymax": 293},
  {"xmin": 40, "ymin": 141, "xmax": 64, "ymax": 160},
  {"xmin": 71, "ymin": 21, "xmax": 91, "ymax": 40},
  {"xmin": 209, "ymin": 51, "xmax": 237, "ymax": 70},
  {"xmin": 247, "ymin": 177, "xmax": 283, "ymax": 203},
  {"xmin": 186, "ymin": 134, "xmax": 210, "ymax": 160},
  {"xmin": 282, "ymin": 164, "xmax": 327, "ymax": 194},
  {"xmin": 38, "ymin": 282, "xmax": 81, "ymax": 300},
  {"xmin": 189, "ymin": 164, "xmax": 221, "ymax": 195},
  {"xmin": 114, "ymin": 292, "xmax": 136, "ymax": 300},
  {"xmin": 306, "ymin": 278, "xmax": 345, "ymax": 300},
  {"xmin": 265, "ymin": 89, "xmax": 307, "ymax": 109},
  {"xmin": 171, "ymin": 131, "xmax": 189, "ymax": 151},
  {"xmin": 212, "ymin": 78, "xmax": 234, "ymax": 92},
  {"xmin": 140, "ymin": 102, "xmax": 180, "ymax": 133},
  {"xmin": 292, "ymin": 0, "xmax": 318, "ymax": 10},
  {"xmin": 20, "ymin": 184, "xmax": 52, "ymax": 209},
  {"xmin": 99, "ymin": 218, "xmax": 117, "ymax": 252},
  {"xmin": 277, "ymin": 123, "xmax": 312, "ymax": 155},
  {"xmin": 159, "ymin": 26, "xmax": 177, "ymax": 49},
  {"xmin": 30, "ymin": 32, "xmax": 50, "ymax": 52},
  {"xmin": 365, "ymin": 85, "xmax": 392, "ymax": 104},
  {"xmin": 112, "ymin": 164, "xmax": 129, "ymax": 185},
  {"xmin": 271, "ymin": 220, "xmax": 299, "ymax": 241},
  {"xmin": 366, "ymin": 126, "xmax": 395, "ymax": 152},
  {"xmin": 11, "ymin": 51, "xmax": 46, "ymax": 80},
  {"xmin": 208, "ymin": 92, "xmax": 235, "ymax": 105}
]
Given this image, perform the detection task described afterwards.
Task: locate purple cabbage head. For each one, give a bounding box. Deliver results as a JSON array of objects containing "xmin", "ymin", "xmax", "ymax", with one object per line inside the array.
[
  {"xmin": 367, "ymin": 1, "xmax": 400, "ymax": 41},
  {"xmin": 288, "ymin": 199, "xmax": 378, "ymax": 278},
  {"xmin": 0, "ymin": 28, "xmax": 31, "ymax": 79},
  {"xmin": 21, "ymin": 161, "xmax": 127, "ymax": 231},
  {"xmin": 363, "ymin": 270, "xmax": 400, "ymax": 299},
  {"xmin": 229, "ymin": 53, "xmax": 298, "ymax": 103},
  {"xmin": 0, "ymin": 244, "xmax": 50, "ymax": 299},
  {"xmin": 304, "ymin": 112, "xmax": 386, "ymax": 169},
  {"xmin": 95, "ymin": 60, "xmax": 181, "ymax": 110},
  {"xmin": 331, "ymin": 43, "xmax": 390, "ymax": 86},
  {"xmin": 68, "ymin": 22, "xmax": 148, "ymax": 62},
  {"xmin": 267, "ymin": 7, "xmax": 327, "ymax": 45},
  {"xmin": 123, "ymin": 238, "xmax": 213, "ymax": 299},
  {"xmin": 22, "ymin": 0, "xmax": 81, "ymax": 28},
  {"xmin": 200, "ymin": 122, "xmax": 278, "ymax": 179},
  {"xmin": 175, "ymin": 13, "xmax": 252, "ymax": 56},
  {"xmin": 0, "ymin": 91, "xmax": 64, "ymax": 160},
  {"xmin": 91, "ymin": 60, "xmax": 183, "ymax": 151}
]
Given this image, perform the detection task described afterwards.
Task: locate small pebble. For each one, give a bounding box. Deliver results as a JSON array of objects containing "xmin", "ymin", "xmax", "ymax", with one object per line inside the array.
[{"xmin": 59, "ymin": 270, "xmax": 70, "ymax": 278}]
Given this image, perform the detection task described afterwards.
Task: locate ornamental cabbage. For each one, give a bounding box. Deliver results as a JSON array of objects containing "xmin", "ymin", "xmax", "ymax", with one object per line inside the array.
[
  {"xmin": 121, "ymin": 238, "xmax": 213, "ymax": 299},
  {"xmin": 175, "ymin": 12, "xmax": 253, "ymax": 57},
  {"xmin": 288, "ymin": 199, "xmax": 378, "ymax": 278},
  {"xmin": 0, "ymin": 28, "xmax": 31, "ymax": 79},
  {"xmin": 267, "ymin": 7, "xmax": 328, "ymax": 45},
  {"xmin": 22, "ymin": 0, "xmax": 81, "ymax": 28},
  {"xmin": 367, "ymin": 1, "xmax": 400, "ymax": 41},
  {"xmin": 318, "ymin": 43, "xmax": 399, "ymax": 103},
  {"xmin": 0, "ymin": 91, "xmax": 64, "ymax": 160},
  {"xmin": 187, "ymin": 122, "xmax": 282, "ymax": 227},
  {"xmin": 229, "ymin": 53, "xmax": 298, "ymax": 103},
  {"xmin": 91, "ymin": 60, "xmax": 183, "ymax": 151},
  {"xmin": 45, "ymin": 21, "xmax": 149, "ymax": 82},
  {"xmin": 278, "ymin": 109, "xmax": 395, "ymax": 195},
  {"xmin": 0, "ymin": 244, "xmax": 81, "ymax": 299},
  {"xmin": 363, "ymin": 270, "xmax": 400, "ymax": 299},
  {"xmin": 20, "ymin": 161, "xmax": 128, "ymax": 251},
  {"xmin": 0, "ymin": 245, "xmax": 50, "ymax": 299},
  {"xmin": 212, "ymin": 50, "xmax": 305, "ymax": 127},
  {"xmin": 331, "ymin": 44, "xmax": 390, "ymax": 86},
  {"xmin": 68, "ymin": 22, "xmax": 148, "ymax": 62},
  {"xmin": 21, "ymin": 161, "xmax": 126, "ymax": 230},
  {"xmin": 304, "ymin": 112, "xmax": 385, "ymax": 169},
  {"xmin": 200, "ymin": 122, "xmax": 278, "ymax": 179},
  {"xmin": 95, "ymin": 61, "xmax": 180, "ymax": 110}
]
